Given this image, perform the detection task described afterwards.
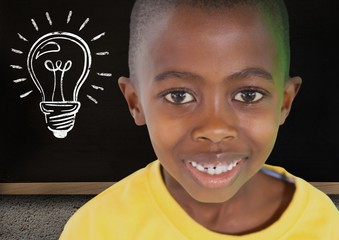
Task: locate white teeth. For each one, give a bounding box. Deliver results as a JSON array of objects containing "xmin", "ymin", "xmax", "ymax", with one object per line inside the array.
[
  {"xmin": 189, "ymin": 160, "xmax": 240, "ymax": 175},
  {"xmin": 197, "ymin": 165, "xmax": 205, "ymax": 171},
  {"xmin": 207, "ymin": 168, "xmax": 215, "ymax": 175}
]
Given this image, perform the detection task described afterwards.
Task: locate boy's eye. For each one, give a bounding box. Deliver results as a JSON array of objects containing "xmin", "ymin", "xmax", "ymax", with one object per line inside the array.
[
  {"xmin": 164, "ymin": 90, "xmax": 195, "ymax": 104},
  {"xmin": 234, "ymin": 90, "xmax": 264, "ymax": 103}
]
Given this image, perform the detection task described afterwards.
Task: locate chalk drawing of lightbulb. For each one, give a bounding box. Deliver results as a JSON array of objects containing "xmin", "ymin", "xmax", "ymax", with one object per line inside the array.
[
  {"xmin": 27, "ymin": 32, "xmax": 91, "ymax": 138},
  {"xmin": 11, "ymin": 11, "xmax": 112, "ymax": 138}
]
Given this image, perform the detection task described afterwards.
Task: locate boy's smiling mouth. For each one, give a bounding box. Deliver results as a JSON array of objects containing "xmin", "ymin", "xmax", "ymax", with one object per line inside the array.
[
  {"xmin": 183, "ymin": 153, "xmax": 248, "ymax": 189},
  {"xmin": 189, "ymin": 159, "xmax": 242, "ymax": 175}
]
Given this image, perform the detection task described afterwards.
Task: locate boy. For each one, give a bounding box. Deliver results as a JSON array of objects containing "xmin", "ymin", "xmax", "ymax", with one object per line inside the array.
[{"xmin": 60, "ymin": 0, "xmax": 339, "ymax": 239}]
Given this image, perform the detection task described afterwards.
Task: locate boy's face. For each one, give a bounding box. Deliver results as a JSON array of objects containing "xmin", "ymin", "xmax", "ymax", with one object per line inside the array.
[{"xmin": 120, "ymin": 5, "xmax": 300, "ymax": 203}]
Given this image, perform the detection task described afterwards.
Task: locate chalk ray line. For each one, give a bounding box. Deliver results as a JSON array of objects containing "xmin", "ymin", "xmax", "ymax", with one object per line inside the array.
[
  {"xmin": 91, "ymin": 32, "xmax": 105, "ymax": 42},
  {"xmin": 46, "ymin": 12, "xmax": 53, "ymax": 26},
  {"xmin": 67, "ymin": 11, "xmax": 72, "ymax": 24},
  {"xmin": 79, "ymin": 18, "xmax": 89, "ymax": 31},
  {"xmin": 87, "ymin": 95, "xmax": 98, "ymax": 104},
  {"xmin": 13, "ymin": 78, "xmax": 27, "ymax": 83},
  {"xmin": 96, "ymin": 51, "xmax": 110, "ymax": 56},
  {"xmin": 91, "ymin": 85, "xmax": 104, "ymax": 91},
  {"xmin": 17, "ymin": 33, "xmax": 28, "ymax": 42},
  {"xmin": 96, "ymin": 72, "xmax": 112, "ymax": 77},
  {"xmin": 10, "ymin": 65, "xmax": 23, "ymax": 69},
  {"xmin": 20, "ymin": 90, "xmax": 33, "ymax": 98},
  {"xmin": 31, "ymin": 18, "xmax": 39, "ymax": 31},
  {"xmin": 11, "ymin": 48, "xmax": 23, "ymax": 54}
]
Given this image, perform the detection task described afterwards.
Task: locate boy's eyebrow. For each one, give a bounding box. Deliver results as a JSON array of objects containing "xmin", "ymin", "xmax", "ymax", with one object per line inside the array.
[
  {"xmin": 154, "ymin": 71, "xmax": 202, "ymax": 82},
  {"xmin": 153, "ymin": 68, "xmax": 273, "ymax": 82},
  {"xmin": 227, "ymin": 67, "xmax": 273, "ymax": 81}
]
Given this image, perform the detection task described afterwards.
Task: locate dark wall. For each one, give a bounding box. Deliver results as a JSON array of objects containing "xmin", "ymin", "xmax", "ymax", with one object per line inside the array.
[
  {"xmin": 269, "ymin": 1, "xmax": 339, "ymax": 181},
  {"xmin": 0, "ymin": 0, "xmax": 338, "ymax": 183}
]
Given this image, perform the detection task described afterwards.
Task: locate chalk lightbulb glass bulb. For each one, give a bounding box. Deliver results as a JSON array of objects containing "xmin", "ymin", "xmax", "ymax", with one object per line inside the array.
[{"xmin": 27, "ymin": 32, "xmax": 91, "ymax": 138}]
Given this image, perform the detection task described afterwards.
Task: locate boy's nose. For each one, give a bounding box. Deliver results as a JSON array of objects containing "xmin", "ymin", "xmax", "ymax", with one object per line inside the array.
[{"xmin": 191, "ymin": 105, "xmax": 238, "ymax": 144}]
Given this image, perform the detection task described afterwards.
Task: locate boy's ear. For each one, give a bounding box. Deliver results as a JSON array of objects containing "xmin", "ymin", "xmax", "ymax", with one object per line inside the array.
[
  {"xmin": 118, "ymin": 77, "xmax": 146, "ymax": 126},
  {"xmin": 280, "ymin": 76, "xmax": 302, "ymax": 125}
]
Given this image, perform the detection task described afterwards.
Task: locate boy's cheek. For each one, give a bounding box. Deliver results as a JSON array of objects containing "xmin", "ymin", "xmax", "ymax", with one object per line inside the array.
[
  {"xmin": 147, "ymin": 120, "xmax": 189, "ymax": 159},
  {"xmin": 239, "ymin": 115, "xmax": 280, "ymax": 156}
]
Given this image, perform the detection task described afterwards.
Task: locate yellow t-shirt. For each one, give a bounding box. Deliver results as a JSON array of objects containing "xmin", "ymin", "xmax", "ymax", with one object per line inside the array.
[{"xmin": 59, "ymin": 161, "xmax": 339, "ymax": 240}]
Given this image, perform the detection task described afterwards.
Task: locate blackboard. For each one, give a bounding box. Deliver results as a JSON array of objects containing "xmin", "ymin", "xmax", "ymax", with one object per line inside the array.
[
  {"xmin": 270, "ymin": 0, "xmax": 339, "ymax": 183},
  {"xmin": 0, "ymin": 0, "xmax": 338, "ymax": 192}
]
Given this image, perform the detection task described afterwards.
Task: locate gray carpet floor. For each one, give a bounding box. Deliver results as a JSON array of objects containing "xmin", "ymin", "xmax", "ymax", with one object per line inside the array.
[
  {"xmin": 0, "ymin": 195, "xmax": 93, "ymax": 240},
  {"xmin": 1, "ymin": 195, "xmax": 339, "ymax": 240}
]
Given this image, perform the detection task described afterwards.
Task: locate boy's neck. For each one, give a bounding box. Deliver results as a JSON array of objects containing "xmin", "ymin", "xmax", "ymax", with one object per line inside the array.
[{"xmin": 162, "ymin": 168, "xmax": 295, "ymax": 235}]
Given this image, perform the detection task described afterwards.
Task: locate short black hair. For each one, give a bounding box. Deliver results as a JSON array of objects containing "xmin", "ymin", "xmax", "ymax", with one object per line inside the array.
[{"xmin": 129, "ymin": 0, "xmax": 290, "ymax": 80}]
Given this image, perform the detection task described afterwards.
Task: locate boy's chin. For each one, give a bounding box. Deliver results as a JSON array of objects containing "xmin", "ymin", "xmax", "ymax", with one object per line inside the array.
[{"xmin": 187, "ymin": 188, "xmax": 239, "ymax": 204}]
